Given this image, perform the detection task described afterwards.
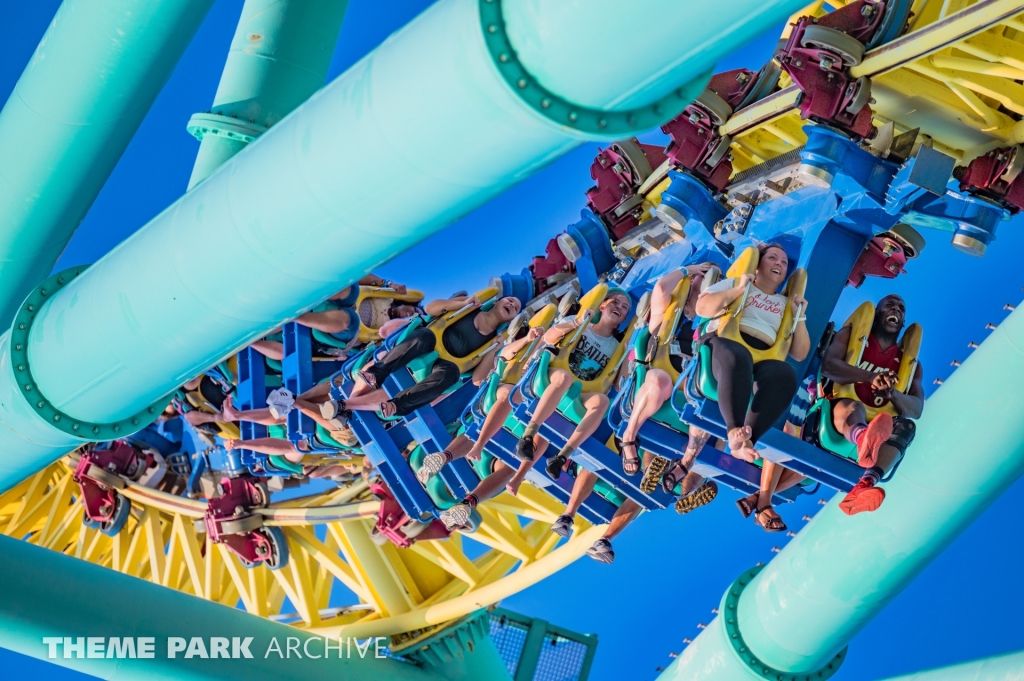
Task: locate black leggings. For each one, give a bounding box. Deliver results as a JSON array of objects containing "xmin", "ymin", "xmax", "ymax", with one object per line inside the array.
[
  {"xmin": 704, "ymin": 335, "xmax": 798, "ymax": 443},
  {"xmin": 364, "ymin": 328, "xmax": 461, "ymax": 416}
]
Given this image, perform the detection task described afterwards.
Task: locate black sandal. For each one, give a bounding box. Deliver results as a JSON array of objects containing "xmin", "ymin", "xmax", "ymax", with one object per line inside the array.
[
  {"xmin": 754, "ymin": 506, "xmax": 787, "ymax": 533},
  {"xmin": 358, "ymin": 369, "xmax": 378, "ymax": 389},
  {"xmin": 379, "ymin": 401, "xmax": 397, "ymax": 418},
  {"xmin": 620, "ymin": 440, "xmax": 641, "ymax": 476},
  {"xmin": 660, "ymin": 459, "xmax": 689, "ymax": 495},
  {"xmin": 735, "ymin": 494, "xmax": 758, "ymax": 519}
]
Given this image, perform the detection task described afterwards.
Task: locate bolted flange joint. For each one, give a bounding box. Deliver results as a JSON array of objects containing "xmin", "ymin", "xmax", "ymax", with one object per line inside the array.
[
  {"xmin": 10, "ymin": 266, "xmax": 173, "ymax": 440},
  {"xmin": 721, "ymin": 565, "xmax": 847, "ymax": 681},
  {"xmin": 478, "ymin": 0, "xmax": 710, "ymax": 137}
]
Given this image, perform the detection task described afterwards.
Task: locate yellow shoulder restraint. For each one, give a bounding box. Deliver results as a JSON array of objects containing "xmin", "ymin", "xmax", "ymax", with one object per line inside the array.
[
  {"xmin": 833, "ymin": 301, "xmax": 923, "ymax": 420},
  {"xmin": 428, "ymin": 286, "xmax": 504, "ymax": 374},
  {"xmin": 716, "ymin": 245, "xmax": 807, "ymax": 363},
  {"xmin": 549, "ymin": 282, "xmax": 637, "ymax": 395},
  {"xmin": 650, "ymin": 275, "xmax": 692, "ymax": 382}
]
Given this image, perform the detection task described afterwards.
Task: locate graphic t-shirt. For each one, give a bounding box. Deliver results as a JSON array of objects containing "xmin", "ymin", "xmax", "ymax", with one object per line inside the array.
[
  {"xmin": 702, "ymin": 277, "xmax": 787, "ymax": 345},
  {"xmin": 568, "ymin": 327, "xmax": 620, "ymax": 381}
]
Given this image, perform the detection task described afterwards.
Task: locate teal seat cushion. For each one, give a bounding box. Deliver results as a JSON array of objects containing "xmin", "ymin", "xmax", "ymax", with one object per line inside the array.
[
  {"xmin": 695, "ymin": 343, "xmax": 719, "ymax": 401},
  {"xmin": 408, "ymin": 445, "xmax": 458, "ymax": 509},
  {"xmin": 268, "ymin": 455, "xmax": 303, "ymax": 474},
  {"xmin": 471, "ymin": 452, "xmax": 497, "ymax": 481},
  {"xmin": 408, "ymin": 351, "xmax": 440, "ymax": 382},
  {"xmin": 593, "ymin": 478, "xmax": 626, "ymax": 507},
  {"xmin": 267, "ymin": 424, "xmax": 288, "ymax": 439},
  {"xmin": 809, "ymin": 398, "xmax": 858, "ymax": 462},
  {"xmin": 312, "ymin": 328, "xmax": 348, "ymax": 349}
]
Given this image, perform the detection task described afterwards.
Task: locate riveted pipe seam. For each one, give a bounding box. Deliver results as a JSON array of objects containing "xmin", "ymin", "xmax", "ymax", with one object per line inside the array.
[{"xmin": 479, "ymin": 0, "xmax": 709, "ymax": 135}]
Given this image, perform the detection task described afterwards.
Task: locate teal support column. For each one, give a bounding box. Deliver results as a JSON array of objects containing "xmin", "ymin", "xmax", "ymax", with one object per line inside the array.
[
  {"xmin": 0, "ymin": 0, "xmax": 215, "ymax": 329},
  {"xmin": 186, "ymin": 0, "xmax": 350, "ymax": 189},
  {"xmin": 0, "ymin": 534, "xmax": 444, "ymax": 681},
  {"xmin": 513, "ymin": 617, "xmax": 548, "ymax": 681},
  {"xmin": 659, "ymin": 304, "xmax": 1024, "ymax": 680},
  {"xmin": 401, "ymin": 611, "xmax": 513, "ymax": 681},
  {"xmin": 0, "ymin": 0, "xmax": 811, "ymax": 490},
  {"xmin": 878, "ymin": 650, "xmax": 1024, "ymax": 681}
]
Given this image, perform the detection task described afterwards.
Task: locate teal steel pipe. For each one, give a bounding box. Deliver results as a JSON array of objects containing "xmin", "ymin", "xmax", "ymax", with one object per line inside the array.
[
  {"xmin": 0, "ymin": 0, "xmax": 215, "ymax": 329},
  {"xmin": 659, "ymin": 306, "xmax": 1024, "ymax": 680},
  {"xmin": 0, "ymin": 534, "xmax": 445, "ymax": 681},
  {"xmin": 877, "ymin": 650, "xmax": 1024, "ymax": 681},
  {"xmin": 186, "ymin": 0, "xmax": 350, "ymax": 189},
  {"xmin": 0, "ymin": 0, "xmax": 810, "ymax": 489}
]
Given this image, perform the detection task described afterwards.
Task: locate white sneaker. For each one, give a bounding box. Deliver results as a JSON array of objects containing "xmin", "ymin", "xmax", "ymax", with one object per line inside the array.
[
  {"xmin": 267, "ymin": 388, "xmax": 295, "ymax": 419},
  {"xmin": 440, "ymin": 503, "xmax": 471, "ymax": 531},
  {"xmin": 417, "ymin": 452, "xmax": 448, "ymax": 485}
]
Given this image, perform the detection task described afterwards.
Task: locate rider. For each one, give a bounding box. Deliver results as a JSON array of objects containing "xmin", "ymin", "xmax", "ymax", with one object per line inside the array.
[
  {"xmin": 820, "ymin": 294, "xmax": 924, "ymax": 515},
  {"xmin": 416, "ymin": 324, "xmax": 547, "ymax": 483},
  {"xmin": 621, "ymin": 264, "xmax": 718, "ymax": 512},
  {"xmin": 694, "ymin": 242, "xmax": 810, "ymax": 531},
  {"xmin": 514, "ymin": 290, "xmax": 631, "ymax": 475},
  {"xmin": 251, "ymin": 274, "xmax": 421, "ymax": 360},
  {"xmin": 328, "ymin": 293, "xmax": 521, "ymax": 419}
]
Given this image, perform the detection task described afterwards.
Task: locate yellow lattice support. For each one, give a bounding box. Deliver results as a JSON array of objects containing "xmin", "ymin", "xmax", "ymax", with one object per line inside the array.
[{"xmin": 0, "ymin": 458, "xmax": 602, "ymax": 647}]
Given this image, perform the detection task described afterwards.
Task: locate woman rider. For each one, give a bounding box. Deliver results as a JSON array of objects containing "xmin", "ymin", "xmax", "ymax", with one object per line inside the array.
[
  {"xmin": 694, "ymin": 242, "xmax": 810, "ymax": 531},
  {"xmin": 619, "ymin": 263, "xmax": 717, "ymax": 508},
  {"xmin": 330, "ymin": 293, "xmax": 522, "ymax": 419},
  {"xmin": 250, "ymin": 274, "xmax": 421, "ymax": 360}
]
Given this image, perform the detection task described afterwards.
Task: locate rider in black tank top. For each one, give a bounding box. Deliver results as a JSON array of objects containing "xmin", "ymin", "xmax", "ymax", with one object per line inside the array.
[{"xmin": 442, "ymin": 309, "xmax": 496, "ymax": 358}]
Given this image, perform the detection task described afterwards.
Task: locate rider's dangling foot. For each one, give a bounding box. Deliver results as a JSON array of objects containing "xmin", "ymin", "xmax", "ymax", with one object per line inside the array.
[
  {"xmin": 840, "ymin": 467, "xmax": 885, "ymax": 515},
  {"xmin": 440, "ymin": 493, "xmax": 478, "ymax": 531},
  {"xmin": 551, "ymin": 513, "xmax": 574, "ymax": 538},
  {"xmin": 417, "ymin": 450, "xmax": 453, "ymax": 484},
  {"xmin": 515, "ymin": 423, "xmax": 539, "ymax": 461}
]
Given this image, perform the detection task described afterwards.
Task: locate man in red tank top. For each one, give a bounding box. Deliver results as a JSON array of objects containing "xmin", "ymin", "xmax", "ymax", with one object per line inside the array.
[{"xmin": 820, "ymin": 295, "xmax": 925, "ymax": 515}]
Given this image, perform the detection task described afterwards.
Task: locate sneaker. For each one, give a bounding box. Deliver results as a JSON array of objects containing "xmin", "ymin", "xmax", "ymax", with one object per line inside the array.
[
  {"xmin": 515, "ymin": 435, "xmax": 535, "ymax": 462},
  {"xmin": 640, "ymin": 456, "xmax": 670, "ymax": 494},
  {"xmin": 267, "ymin": 388, "xmax": 295, "ymax": 419},
  {"xmin": 674, "ymin": 480, "xmax": 719, "ymax": 515},
  {"xmin": 857, "ymin": 413, "xmax": 893, "ymax": 468},
  {"xmin": 319, "ymin": 400, "xmax": 352, "ymax": 429},
  {"xmin": 416, "ymin": 452, "xmax": 448, "ymax": 484},
  {"xmin": 586, "ymin": 537, "xmax": 615, "ymax": 564},
  {"xmin": 440, "ymin": 502, "xmax": 472, "ymax": 531},
  {"xmin": 551, "ymin": 513, "xmax": 574, "ymax": 537},
  {"xmin": 320, "ymin": 399, "xmax": 345, "ymax": 420},
  {"xmin": 839, "ymin": 477, "xmax": 885, "ymax": 516},
  {"xmin": 545, "ymin": 454, "xmax": 567, "ymax": 480}
]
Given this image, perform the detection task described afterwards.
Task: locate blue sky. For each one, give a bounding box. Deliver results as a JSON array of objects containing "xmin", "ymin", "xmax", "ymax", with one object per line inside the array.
[{"xmin": 4, "ymin": 2, "xmax": 1023, "ymax": 679}]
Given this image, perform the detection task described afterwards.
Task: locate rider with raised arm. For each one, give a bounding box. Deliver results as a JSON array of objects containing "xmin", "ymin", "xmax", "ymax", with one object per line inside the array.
[
  {"xmin": 820, "ymin": 294, "xmax": 924, "ymax": 515},
  {"xmin": 250, "ymin": 274, "xmax": 421, "ymax": 360},
  {"xmin": 328, "ymin": 293, "xmax": 521, "ymax": 419},
  {"xmin": 694, "ymin": 243, "xmax": 810, "ymax": 531},
  {"xmin": 514, "ymin": 290, "xmax": 631, "ymax": 475},
  {"xmin": 621, "ymin": 263, "xmax": 719, "ymax": 513}
]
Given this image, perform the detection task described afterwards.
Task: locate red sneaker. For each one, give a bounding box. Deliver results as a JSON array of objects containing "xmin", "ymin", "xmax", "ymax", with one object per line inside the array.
[
  {"xmin": 857, "ymin": 413, "xmax": 893, "ymax": 468},
  {"xmin": 840, "ymin": 477, "xmax": 886, "ymax": 516}
]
